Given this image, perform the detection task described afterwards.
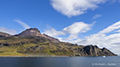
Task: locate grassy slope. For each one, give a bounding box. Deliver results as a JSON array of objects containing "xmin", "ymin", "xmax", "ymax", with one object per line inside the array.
[
  {"xmin": 0, "ymin": 37, "xmax": 79, "ymax": 56},
  {"xmin": 0, "ymin": 46, "xmax": 26, "ymax": 56}
]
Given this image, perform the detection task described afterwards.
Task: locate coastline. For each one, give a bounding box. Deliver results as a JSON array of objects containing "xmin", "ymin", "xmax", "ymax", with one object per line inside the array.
[
  {"xmin": 0, "ymin": 54, "xmax": 69, "ymax": 57},
  {"xmin": 0, "ymin": 56, "xmax": 69, "ymax": 57},
  {"xmin": 0, "ymin": 55, "xmax": 118, "ymax": 57}
]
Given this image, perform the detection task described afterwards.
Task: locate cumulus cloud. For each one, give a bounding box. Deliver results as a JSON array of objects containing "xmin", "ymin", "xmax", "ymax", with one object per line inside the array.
[
  {"xmin": 63, "ymin": 22, "xmax": 94, "ymax": 34},
  {"xmin": 0, "ymin": 27, "xmax": 17, "ymax": 35},
  {"xmin": 51, "ymin": 0, "xmax": 120, "ymax": 17},
  {"xmin": 59, "ymin": 34, "xmax": 78, "ymax": 42},
  {"xmin": 92, "ymin": 14, "xmax": 102, "ymax": 19},
  {"xmin": 44, "ymin": 22, "xmax": 93, "ymax": 37},
  {"xmin": 14, "ymin": 19, "xmax": 30, "ymax": 29},
  {"xmin": 61, "ymin": 22, "xmax": 94, "ymax": 42},
  {"xmin": 115, "ymin": 29, "xmax": 120, "ymax": 32},
  {"xmin": 99, "ymin": 21, "xmax": 120, "ymax": 34},
  {"xmin": 51, "ymin": 0, "xmax": 107, "ymax": 17},
  {"xmin": 44, "ymin": 28, "xmax": 65, "ymax": 37}
]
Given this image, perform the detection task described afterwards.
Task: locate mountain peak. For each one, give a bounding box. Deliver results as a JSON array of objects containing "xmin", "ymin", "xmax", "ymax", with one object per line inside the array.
[
  {"xmin": 15, "ymin": 28, "xmax": 60, "ymax": 43},
  {"xmin": 26, "ymin": 28, "xmax": 40, "ymax": 33},
  {"xmin": 16, "ymin": 28, "xmax": 42, "ymax": 37}
]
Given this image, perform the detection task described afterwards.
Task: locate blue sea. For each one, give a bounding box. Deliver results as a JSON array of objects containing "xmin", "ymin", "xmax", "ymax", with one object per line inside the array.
[{"xmin": 0, "ymin": 56, "xmax": 120, "ymax": 67}]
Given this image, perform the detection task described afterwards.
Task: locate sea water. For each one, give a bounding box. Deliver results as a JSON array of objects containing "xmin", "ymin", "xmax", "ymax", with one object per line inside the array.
[{"xmin": 0, "ymin": 56, "xmax": 120, "ymax": 67}]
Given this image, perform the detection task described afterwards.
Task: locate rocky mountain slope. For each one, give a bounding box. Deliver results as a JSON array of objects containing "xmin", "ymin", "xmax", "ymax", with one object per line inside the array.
[
  {"xmin": 0, "ymin": 32, "xmax": 11, "ymax": 37},
  {"xmin": 15, "ymin": 28, "xmax": 60, "ymax": 43},
  {"xmin": 0, "ymin": 28, "xmax": 117, "ymax": 56},
  {"xmin": 72, "ymin": 45, "xmax": 117, "ymax": 56}
]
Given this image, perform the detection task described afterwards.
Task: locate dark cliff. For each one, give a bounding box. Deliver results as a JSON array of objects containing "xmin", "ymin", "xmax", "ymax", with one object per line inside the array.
[{"xmin": 70, "ymin": 45, "xmax": 117, "ymax": 56}]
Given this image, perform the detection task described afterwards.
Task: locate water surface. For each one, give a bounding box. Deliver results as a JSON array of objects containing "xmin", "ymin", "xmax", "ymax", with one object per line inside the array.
[{"xmin": 0, "ymin": 56, "xmax": 120, "ymax": 67}]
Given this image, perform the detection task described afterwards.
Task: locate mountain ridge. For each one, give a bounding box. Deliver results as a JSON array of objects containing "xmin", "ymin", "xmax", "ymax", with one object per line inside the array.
[{"xmin": 0, "ymin": 28, "xmax": 117, "ymax": 56}]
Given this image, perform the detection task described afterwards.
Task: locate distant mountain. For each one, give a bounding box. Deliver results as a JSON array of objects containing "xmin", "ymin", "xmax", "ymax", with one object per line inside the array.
[
  {"xmin": 0, "ymin": 32, "xmax": 11, "ymax": 37},
  {"xmin": 0, "ymin": 28, "xmax": 117, "ymax": 56}
]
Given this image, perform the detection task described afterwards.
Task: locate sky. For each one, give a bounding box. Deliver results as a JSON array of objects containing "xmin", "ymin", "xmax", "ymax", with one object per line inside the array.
[{"xmin": 0, "ymin": 0, "xmax": 120, "ymax": 55}]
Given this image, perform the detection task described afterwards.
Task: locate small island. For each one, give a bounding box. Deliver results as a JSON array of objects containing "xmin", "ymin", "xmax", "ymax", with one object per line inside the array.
[{"xmin": 0, "ymin": 28, "xmax": 117, "ymax": 57}]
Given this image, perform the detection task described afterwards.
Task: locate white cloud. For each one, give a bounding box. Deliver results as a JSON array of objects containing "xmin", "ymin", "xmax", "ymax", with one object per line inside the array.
[
  {"xmin": 115, "ymin": 29, "xmax": 120, "ymax": 32},
  {"xmin": 92, "ymin": 14, "xmax": 102, "ymax": 19},
  {"xmin": 51, "ymin": 0, "xmax": 107, "ymax": 17},
  {"xmin": 51, "ymin": 0, "xmax": 120, "ymax": 17},
  {"xmin": 14, "ymin": 19, "xmax": 30, "ymax": 29},
  {"xmin": 59, "ymin": 34, "xmax": 78, "ymax": 42},
  {"xmin": 44, "ymin": 28, "xmax": 65, "ymax": 37},
  {"xmin": 63, "ymin": 22, "xmax": 94, "ymax": 34},
  {"xmin": 99, "ymin": 21, "xmax": 120, "ymax": 34},
  {"xmin": 0, "ymin": 27, "xmax": 17, "ymax": 35},
  {"xmin": 44, "ymin": 22, "xmax": 93, "ymax": 37}
]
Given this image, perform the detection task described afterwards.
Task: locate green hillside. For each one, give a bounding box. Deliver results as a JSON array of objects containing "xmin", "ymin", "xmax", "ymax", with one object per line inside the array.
[{"xmin": 0, "ymin": 36, "xmax": 77, "ymax": 56}]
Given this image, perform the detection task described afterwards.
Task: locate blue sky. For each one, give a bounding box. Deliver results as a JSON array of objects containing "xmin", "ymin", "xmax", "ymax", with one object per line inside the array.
[{"xmin": 0, "ymin": 0, "xmax": 120, "ymax": 54}]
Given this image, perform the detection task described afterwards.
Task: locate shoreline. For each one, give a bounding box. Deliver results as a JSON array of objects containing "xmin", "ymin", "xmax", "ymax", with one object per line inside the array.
[
  {"xmin": 0, "ymin": 56, "xmax": 69, "ymax": 57},
  {"xmin": 0, "ymin": 55, "xmax": 118, "ymax": 57},
  {"xmin": 0, "ymin": 54, "xmax": 69, "ymax": 57}
]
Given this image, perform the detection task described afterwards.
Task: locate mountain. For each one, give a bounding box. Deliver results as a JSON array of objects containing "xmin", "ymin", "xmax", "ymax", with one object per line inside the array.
[
  {"xmin": 15, "ymin": 28, "xmax": 43, "ymax": 37},
  {"xmin": 15, "ymin": 28, "xmax": 60, "ymax": 43},
  {"xmin": 0, "ymin": 28, "xmax": 117, "ymax": 56},
  {"xmin": 0, "ymin": 32, "xmax": 11, "ymax": 37}
]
